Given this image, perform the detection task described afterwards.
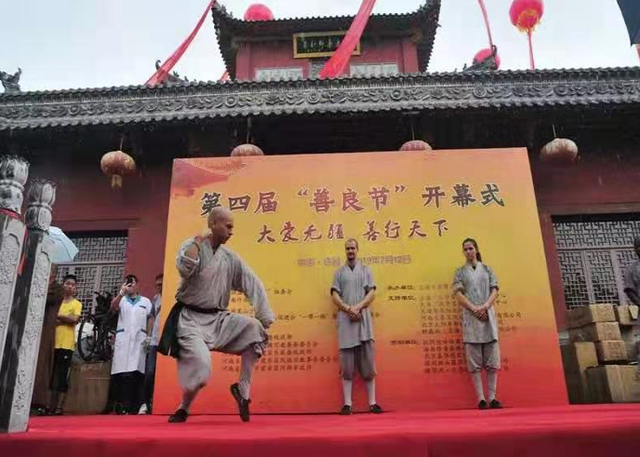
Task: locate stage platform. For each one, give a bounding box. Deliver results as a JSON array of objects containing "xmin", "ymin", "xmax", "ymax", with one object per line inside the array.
[{"xmin": 1, "ymin": 405, "xmax": 639, "ymax": 457}]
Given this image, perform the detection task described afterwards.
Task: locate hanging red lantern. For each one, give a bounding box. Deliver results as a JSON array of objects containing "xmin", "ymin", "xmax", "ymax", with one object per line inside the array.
[
  {"xmin": 100, "ymin": 150, "xmax": 136, "ymax": 188},
  {"xmin": 244, "ymin": 4, "xmax": 274, "ymax": 21},
  {"xmin": 509, "ymin": 0, "xmax": 544, "ymax": 69},
  {"xmin": 231, "ymin": 144, "xmax": 264, "ymax": 157},
  {"xmin": 399, "ymin": 140, "xmax": 433, "ymax": 152},
  {"xmin": 540, "ymin": 138, "xmax": 578, "ymax": 166},
  {"xmin": 473, "ymin": 47, "xmax": 501, "ymax": 69}
]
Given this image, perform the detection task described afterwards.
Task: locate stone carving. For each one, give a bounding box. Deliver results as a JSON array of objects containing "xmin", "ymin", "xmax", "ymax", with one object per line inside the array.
[
  {"xmin": 0, "ymin": 68, "xmax": 21, "ymax": 94},
  {"xmin": 0, "ymin": 233, "xmax": 20, "ymax": 330},
  {"xmin": 1, "ymin": 69, "xmax": 640, "ymax": 129},
  {"xmin": 464, "ymin": 45, "xmax": 499, "ymax": 72},
  {"xmin": 0, "ymin": 228, "xmax": 25, "ymax": 377},
  {"xmin": 8, "ymin": 250, "xmax": 51, "ymax": 432},
  {"xmin": 25, "ymin": 179, "xmax": 56, "ymax": 231},
  {"xmin": 0, "ymin": 156, "xmax": 29, "ymax": 214},
  {"xmin": 0, "ymin": 177, "xmax": 53, "ymax": 432},
  {"xmin": 154, "ymin": 60, "xmax": 189, "ymax": 84}
]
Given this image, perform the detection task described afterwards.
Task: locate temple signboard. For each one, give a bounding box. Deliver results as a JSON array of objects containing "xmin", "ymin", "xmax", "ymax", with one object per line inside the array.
[{"xmin": 293, "ymin": 31, "xmax": 361, "ymax": 59}]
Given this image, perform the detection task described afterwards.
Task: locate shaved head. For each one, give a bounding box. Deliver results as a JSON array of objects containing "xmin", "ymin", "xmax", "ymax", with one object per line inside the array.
[
  {"xmin": 208, "ymin": 206, "xmax": 234, "ymax": 245},
  {"xmin": 208, "ymin": 206, "xmax": 232, "ymax": 226}
]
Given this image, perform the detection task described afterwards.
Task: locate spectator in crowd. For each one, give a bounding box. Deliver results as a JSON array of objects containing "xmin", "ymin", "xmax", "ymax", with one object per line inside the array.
[
  {"xmin": 48, "ymin": 274, "xmax": 82, "ymax": 415},
  {"xmin": 110, "ymin": 274, "xmax": 153, "ymax": 414},
  {"xmin": 33, "ymin": 265, "xmax": 64, "ymax": 415},
  {"xmin": 139, "ymin": 273, "xmax": 163, "ymax": 414}
]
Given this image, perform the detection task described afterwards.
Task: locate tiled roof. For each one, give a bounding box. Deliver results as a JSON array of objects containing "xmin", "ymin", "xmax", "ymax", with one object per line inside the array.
[{"xmin": 2, "ymin": 67, "xmax": 640, "ymax": 131}]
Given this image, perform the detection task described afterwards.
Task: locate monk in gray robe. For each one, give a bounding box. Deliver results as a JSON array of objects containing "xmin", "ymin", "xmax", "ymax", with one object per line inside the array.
[
  {"xmin": 623, "ymin": 236, "xmax": 640, "ymax": 376},
  {"xmin": 331, "ymin": 238, "xmax": 382, "ymax": 415},
  {"xmin": 452, "ymin": 238, "xmax": 501, "ymax": 410},
  {"xmin": 160, "ymin": 207, "xmax": 275, "ymax": 423},
  {"xmin": 623, "ymin": 237, "xmax": 640, "ymax": 307}
]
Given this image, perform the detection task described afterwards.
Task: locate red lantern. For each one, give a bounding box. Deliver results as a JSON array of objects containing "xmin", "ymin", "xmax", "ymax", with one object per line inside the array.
[
  {"xmin": 231, "ymin": 144, "xmax": 264, "ymax": 157},
  {"xmin": 509, "ymin": 0, "xmax": 544, "ymax": 69},
  {"xmin": 540, "ymin": 138, "xmax": 578, "ymax": 166},
  {"xmin": 399, "ymin": 140, "xmax": 433, "ymax": 152},
  {"xmin": 473, "ymin": 47, "xmax": 501, "ymax": 69},
  {"xmin": 100, "ymin": 150, "xmax": 136, "ymax": 188},
  {"xmin": 244, "ymin": 4, "xmax": 274, "ymax": 21}
]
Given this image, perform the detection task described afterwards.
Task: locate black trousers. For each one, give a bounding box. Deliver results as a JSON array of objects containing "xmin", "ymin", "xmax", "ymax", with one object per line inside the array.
[
  {"xmin": 110, "ymin": 371, "xmax": 144, "ymax": 414},
  {"xmin": 50, "ymin": 349, "xmax": 73, "ymax": 393}
]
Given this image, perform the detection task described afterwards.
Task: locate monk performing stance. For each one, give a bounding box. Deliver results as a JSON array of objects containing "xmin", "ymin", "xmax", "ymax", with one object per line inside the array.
[{"xmin": 159, "ymin": 207, "xmax": 275, "ymax": 423}]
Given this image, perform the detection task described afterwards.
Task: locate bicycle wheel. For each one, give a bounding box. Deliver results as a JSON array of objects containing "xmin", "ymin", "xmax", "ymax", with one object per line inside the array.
[
  {"xmin": 99, "ymin": 322, "xmax": 116, "ymax": 361},
  {"xmin": 77, "ymin": 315, "xmax": 98, "ymax": 362}
]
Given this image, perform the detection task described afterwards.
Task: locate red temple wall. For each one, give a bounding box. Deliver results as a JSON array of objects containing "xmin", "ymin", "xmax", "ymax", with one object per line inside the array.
[
  {"xmin": 235, "ymin": 38, "xmax": 419, "ymax": 80},
  {"xmin": 31, "ymin": 161, "xmax": 172, "ymax": 301}
]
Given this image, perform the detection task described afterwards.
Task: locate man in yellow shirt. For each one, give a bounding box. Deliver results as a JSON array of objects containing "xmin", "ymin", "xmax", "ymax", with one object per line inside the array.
[{"xmin": 49, "ymin": 274, "xmax": 82, "ymax": 415}]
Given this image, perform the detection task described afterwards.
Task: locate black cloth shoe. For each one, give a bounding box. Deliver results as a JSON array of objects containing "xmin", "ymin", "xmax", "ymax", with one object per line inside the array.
[
  {"xmin": 168, "ymin": 408, "xmax": 189, "ymax": 423},
  {"xmin": 230, "ymin": 383, "xmax": 251, "ymax": 422},
  {"xmin": 477, "ymin": 400, "xmax": 488, "ymax": 410},
  {"xmin": 369, "ymin": 404, "xmax": 383, "ymax": 414},
  {"xmin": 489, "ymin": 399, "xmax": 502, "ymax": 409},
  {"xmin": 340, "ymin": 405, "xmax": 352, "ymax": 415}
]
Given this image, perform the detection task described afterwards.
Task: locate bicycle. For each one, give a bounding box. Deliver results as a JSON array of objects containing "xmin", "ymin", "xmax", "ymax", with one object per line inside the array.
[{"xmin": 77, "ymin": 291, "xmax": 117, "ymax": 362}]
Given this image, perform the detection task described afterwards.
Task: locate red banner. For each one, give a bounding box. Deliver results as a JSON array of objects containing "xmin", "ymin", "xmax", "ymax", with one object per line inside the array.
[
  {"xmin": 319, "ymin": 0, "xmax": 377, "ymax": 79},
  {"xmin": 146, "ymin": 0, "xmax": 216, "ymax": 86}
]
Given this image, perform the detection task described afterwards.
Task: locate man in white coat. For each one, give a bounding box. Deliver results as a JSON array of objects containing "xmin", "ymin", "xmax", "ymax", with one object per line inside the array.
[{"xmin": 110, "ymin": 274, "xmax": 153, "ymax": 414}]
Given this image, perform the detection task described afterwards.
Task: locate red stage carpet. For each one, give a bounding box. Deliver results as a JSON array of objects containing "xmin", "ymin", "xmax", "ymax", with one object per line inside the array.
[{"xmin": 1, "ymin": 405, "xmax": 639, "ymax": 457}]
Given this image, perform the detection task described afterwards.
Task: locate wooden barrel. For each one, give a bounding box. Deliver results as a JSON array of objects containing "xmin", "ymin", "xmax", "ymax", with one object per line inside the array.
[{"xmin": 64, "ymin": 360, "xmax": 112, "ymax": 415}]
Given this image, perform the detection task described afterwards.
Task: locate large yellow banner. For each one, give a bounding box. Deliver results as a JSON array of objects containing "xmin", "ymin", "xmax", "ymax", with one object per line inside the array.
[{"xmin": 155, "ymin": 148, "xmax": 567, "ymax": 414}]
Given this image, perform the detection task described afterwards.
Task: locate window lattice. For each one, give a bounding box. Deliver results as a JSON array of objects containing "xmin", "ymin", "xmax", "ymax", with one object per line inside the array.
[
  {"xmin": 55, "ymin": 234, "xmax": 128, "ymax": 317},
  {"xmin": 553, "ymin": 218, "xmax": 640, "ymax": 308}
]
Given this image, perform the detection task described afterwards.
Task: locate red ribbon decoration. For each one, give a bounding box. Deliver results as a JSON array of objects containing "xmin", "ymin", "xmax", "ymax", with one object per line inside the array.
[
  {"xmin": 146, "ymin": 0, "xmax": 216, "ymax": 86},
  {"xmin": 319, "ymin": 0, "xmax": 378, "ymax": 79},
  {"xmin": 477, "ymin": 0, "xmax": 494, "ymax": 47},
  {"xmin": 0, "ymin": 208, "xmax": 20, "ymax": 220}
]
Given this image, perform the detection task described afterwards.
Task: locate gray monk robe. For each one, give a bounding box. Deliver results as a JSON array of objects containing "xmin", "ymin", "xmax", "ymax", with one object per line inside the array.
[{"xmin": 171, "ymin": 238, "xmax": 275, "ymax": 392}]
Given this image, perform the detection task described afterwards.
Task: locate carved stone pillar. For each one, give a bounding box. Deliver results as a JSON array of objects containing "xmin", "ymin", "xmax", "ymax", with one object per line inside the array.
[
  {"xmin": 0, "ymin": 156, "xmax": 29, "ymax": 376},
  {"xmin": 0, "ymin": 179, "xmax": 55, "ymax": 433}
]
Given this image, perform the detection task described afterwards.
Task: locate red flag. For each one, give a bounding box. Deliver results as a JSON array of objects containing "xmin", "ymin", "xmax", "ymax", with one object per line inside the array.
[
  {"xmin": 146, "ymin": 0, "xmax": 216, "ymax": 86},
  {"xmin": 319, "ymin": 0, "xmax": 377, "ymax": 79}
]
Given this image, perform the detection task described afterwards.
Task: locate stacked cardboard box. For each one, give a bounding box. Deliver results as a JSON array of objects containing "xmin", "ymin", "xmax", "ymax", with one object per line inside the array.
[
  {"xmin": 616, "ymin": 305, "xmax": 639, "ymax": 362},
  {"xmin": 561, "ymin": 304, "xmax": 617, "ymax": 403},
  {"xmin": 560, "ymin": 342, "xmax": 598, "ymax": 404},
  {"xmin": 562, "ymin": 304, "xmax": 640, "ymax": 404}
]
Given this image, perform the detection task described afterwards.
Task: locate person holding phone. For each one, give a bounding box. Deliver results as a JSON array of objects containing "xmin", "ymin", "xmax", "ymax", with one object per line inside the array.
[{"xmin": 110, "ymin": 274, "xmax": 153, "ymax": 414}]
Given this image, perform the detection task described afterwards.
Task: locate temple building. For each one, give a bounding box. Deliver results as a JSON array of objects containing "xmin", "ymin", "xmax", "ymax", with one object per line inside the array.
[{"xmin": 1, "ymin": 0, "xmax": 640, "ymax": 335}]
